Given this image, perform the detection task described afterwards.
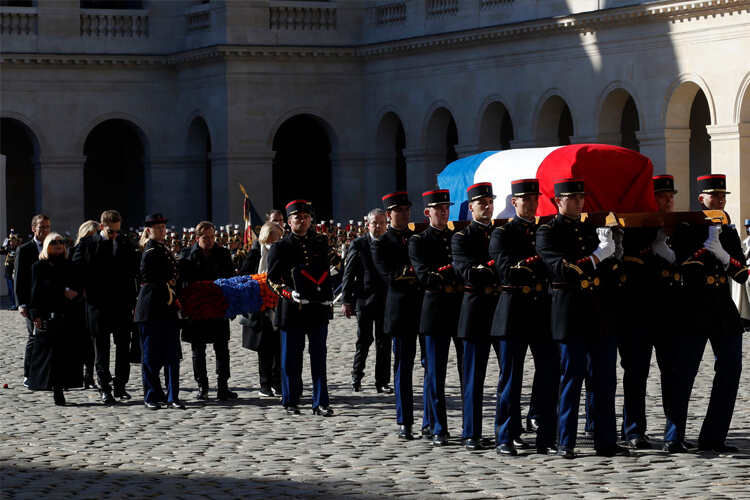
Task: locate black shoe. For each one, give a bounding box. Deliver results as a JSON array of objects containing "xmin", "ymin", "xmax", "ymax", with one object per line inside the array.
[
  {"xmin": 496, "ymin": 443, "xmax": 518, "ymax": 456},
  {"xmin": 217, "ymin": 388, "xmax": 238, "ymax": 400},
  {"xmin": 513, "ymin": 436, "xmax": 530, "ymax": 449},
  {"xmin": 663, "ymin": 441, "xmax": 689, "ymax": 453},
  {"xmin": 421, "ymin": 426, "xmax": 431, "ymax": 437},
  {"xmin": 350, "ymin": 382, "xmax": 361, "ymax": 392},
  {"xmin": 433, "ymin": 434, "xmax": 448, "ymax": 447},
  {"xmin": 526, "ymin": 418, "xmax": 539, "ymax": 432},
  {"xmin": 100, "ymin": 390, "xmax": 116, "ymax": 405},
  {"xmin": 376, "ymin": 384, "xmax": 393, "ymax": 394},
  {"xmin": 83, "ymin": 376, "xmax": 97, "ymax": 390},
  {"xmin": 53, "ymin": 389, "xmax": 65, "ymax": 406},
  {"xmin": 683, "ymin": 440, "xmax": 695, "ymax": 450},
  {"xmin": 114, "ymin": 389, "xmax": 132, "ymax": 401},
  {"xmin": 398, "ymin": 425, "xmax": 413, "ymax": 440},
  {"xmin": 557, "ymin": 446, "xmax": 576, "ymax": 459},
  {"xmin": 627, "ymin": 436, "xmax": 653, "ymax": 449},
  {"xmin": 312, "ymin": 406, "xmax": 334, "ymax": 417},
  {"xmin": 698, "ymin": 441, "xmax": 739, "ymax": 453},
  {"xmin": 596, "ymin": 444, "xmax": 630, "ymax": 457},
  {"xmin": 144, "ymin": 401, "xmax": 161, "ymax": 410},
  {"xmin": 166, "ymin": 401, "xmax": 186, "ymax": 410},
  {"xmin": 464, "ymin": 438, "xmax": 484, "ymax": 451},
  {"xmin": 258, "ymin": 387, "xmax": 275, "ymax": 397},
  {"xmin": 537, "ymin": 447, "xmax": 557, "ymax": 455},
  {"xmin": 285, "ymin": 405, "xmax": 300, "ymax": 415},
  {"xmin": 196, "ymin": 386, "xmax": 209, "ymax": 400},
  {"xmin": 22, "ymin": 377, "xmax": 29, "ymax": 389}
]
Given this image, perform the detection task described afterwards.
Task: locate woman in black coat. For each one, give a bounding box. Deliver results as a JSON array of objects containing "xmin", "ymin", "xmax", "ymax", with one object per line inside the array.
[
  {"xmin": 28, "ymin": 233, "xmax": 83, "ymax": 405},
  {"xmin": 134, "ymin": 214, "xmax": 183, "ymax": 410}
]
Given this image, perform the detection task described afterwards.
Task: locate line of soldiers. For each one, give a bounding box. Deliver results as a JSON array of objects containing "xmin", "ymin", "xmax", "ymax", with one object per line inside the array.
[{"xmin": 359, "ymin": 173, "xmax": 746, "ymax": 458}]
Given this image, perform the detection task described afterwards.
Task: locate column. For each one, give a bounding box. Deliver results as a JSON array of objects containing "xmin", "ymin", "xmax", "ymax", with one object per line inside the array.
[
  {"xmin": 331, "ymin": 152, "xmax": 367, "ymax": 221},
  {"xmin": 222, "ymin": 151, "xmax": 276, "ymax": 226},
  {"xmin": 143, "ymin": 155, "xmax": 207, "ymax": 230},
  {"xmin": 636, "ymin": 128, "xmax": 691, "ymax": 211},
  {"xmin": 37, "ymin": 155, "xmax": 85, "ymax": 234},
  {"xmin": 707, "ymin": 123, "xmax": 750, "ymax": 227},
  {"xmin": 402, "ymin": 147, "xmax": 445, "ymax": 203}
]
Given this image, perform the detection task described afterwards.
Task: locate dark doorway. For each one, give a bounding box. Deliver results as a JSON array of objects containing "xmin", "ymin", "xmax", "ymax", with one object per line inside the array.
[
  {"xmin": 83, "ymin": 119, "xmax": 146, "ymax": 227},
  {"xmin": 186, "ymin": 117, "xmax": 212, "ymax": 221},
  {"xmin": 1, "ymin": 118, "xmax": 37, "ymax": 233},
  {"xmin": 395, "ymin": 122, "xmax": 407, "ymax": 191},
  {"xmin": 620, "ymin": 96, "xmax": 640, "ymax": 153},
  {"xmin": 272, "ymin": 115, "xmax": 333, "ymax": 223},
  {"xmin": 446, "ymin": 117, "xmax": 458, "ymax": 166},
  {"xmin": 558, "ymin": 105, "xmax": 573, "ymax": 146},
  {"xmin": 500, "ymin": 111, "xmax": 514, "ymax": 151},
  {"xmin": 689, "ymin": 90, "xmax": 711, "ymax": 210}
]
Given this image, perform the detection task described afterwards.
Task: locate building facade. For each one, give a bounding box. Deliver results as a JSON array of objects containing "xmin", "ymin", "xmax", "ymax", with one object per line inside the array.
[{"xmin": 1, "ymin": 0, "xmax": 749, "ymax": 238}]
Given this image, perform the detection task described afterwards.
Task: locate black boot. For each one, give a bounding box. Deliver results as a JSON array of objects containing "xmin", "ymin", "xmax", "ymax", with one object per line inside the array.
[
  {"xmin": 196, "ymin": 382, "xmax": 209, "ymax": 400},
  {"xmin": 53, "ymin": 387, "xmax": 65, "ymax": 406}
]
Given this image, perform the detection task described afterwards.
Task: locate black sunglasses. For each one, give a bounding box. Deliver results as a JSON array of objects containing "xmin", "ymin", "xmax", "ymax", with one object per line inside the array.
[{"xmin": 48, "ymin": 240, "xmax": 64, "ymax": 246}]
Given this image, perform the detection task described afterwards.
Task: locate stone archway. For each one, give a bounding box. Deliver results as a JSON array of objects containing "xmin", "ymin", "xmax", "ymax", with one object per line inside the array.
[
  {"xmin": 1, "ymin": 118, "xmax": 40, "ymax": 232},
  {"xmin": 597, "ymin": 88, "xmax": 640, "ymax": 152},
  {"xmin": 478, "ymin": 101, "xmax": 514, "ymax": 151},
  {"xmin": 186, "ymin": 116, "xmax": 212, "ymax": 221},
  {"xmin": 536, "ymin": 95, "xmax": 573, "ymax": 146},
  {"xmin": 374, "ymin": 111, "xmax": 407, "ymax": 192}
]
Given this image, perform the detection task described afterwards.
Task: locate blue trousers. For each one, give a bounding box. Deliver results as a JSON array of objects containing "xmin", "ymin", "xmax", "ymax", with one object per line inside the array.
[
  {"xmin": 462, "ymin": 337, "xmax": 500, "ymax": 440},
  {"xmin": 140, "ymin": 320, "xmax": 181, "ymax": 404},
  {"xmin": 558, "ymin": 337, "xmax": 618, "ymax": 450},
  {"xmin": 424, "ymin": 335, "xmax": 463, "ymax": 436},
  {"xmin": 393, "ymin": 333, "xmax": 430, "ymax": 427},
  {"xmin": 281, "ymin": 325, "xmax": 329, "ymax": 409},
  {"xmin": 496, "ymin": 339, "xmax": 558, "ymax": 448},
  {"xmin": 664, "ymin": 331, "xmax": 742, "ymax": 444}
]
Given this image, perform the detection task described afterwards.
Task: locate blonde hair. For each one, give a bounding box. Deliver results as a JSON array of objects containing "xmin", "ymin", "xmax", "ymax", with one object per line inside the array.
[
  {"xmin": 75, "ymin": 220, "xmax": 99, "ymax": 245},
  {"xmin": 139, "ymin": 228, "xmax": 151, "ymax": 250},
  {"xmin": 259, "ymin": 222, "xmax": 283, "ymax": 245},
  {"xmin": 39, "ymin": 233, "xmax": 67, "ymax": 260}
]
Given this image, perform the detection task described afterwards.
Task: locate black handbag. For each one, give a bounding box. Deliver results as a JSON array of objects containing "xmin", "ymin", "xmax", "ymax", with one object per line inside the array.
[{"xmin": 33, "ymin": 314, "xmax": 63, "ymax": 337}]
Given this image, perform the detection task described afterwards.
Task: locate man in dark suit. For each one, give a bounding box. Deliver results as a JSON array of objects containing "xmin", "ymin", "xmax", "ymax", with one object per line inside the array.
[
  {"xmin": 14, "ymin": 214, "xmax": 51, "ymax": 387},
  {"xmin": 71, "ymin": 210, "xmax": 139, "ymax": 404},
  {"xmin": 489, "ymin": 179, "xmax": 558, "ymax": 456},
  {"xmin": 452, "ymin": 183, "xmax": 501, "ymax": 451},
  {"xmin": 267, "ymin": 200, "xmax": 334, "ymax": 416},
  {"xmin": 178, "ymin": 221, "xmax": 238, "ymax": 400},
  {"xmin": 536, "ymin": 178, "xmax": 628, "ymax": 458},
  {"xmin": 370, "ymin": 191, "xmax": 428, "ymax": 440},
  {"xmin": 409, "ymin": 189, "xmax": 464, "ymax": 447},
  {"xmin": 665, "ymin": 174, "xmax": 748, "ymax": 453},
  {"xmin": 341, "ymin": 208, "xmax": 390, "ymax": 394}
]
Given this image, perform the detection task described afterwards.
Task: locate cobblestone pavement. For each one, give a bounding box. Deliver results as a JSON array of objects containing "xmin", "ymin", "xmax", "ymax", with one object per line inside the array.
[{"xmin": 2, "ymin": 305, "xmax": 750, "ymax": 499}]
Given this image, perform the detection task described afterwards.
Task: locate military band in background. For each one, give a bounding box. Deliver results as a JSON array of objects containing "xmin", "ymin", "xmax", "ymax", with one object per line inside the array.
[{"xmin": 6, "ymin": 172, "xmax": 748, "ymax": 458}]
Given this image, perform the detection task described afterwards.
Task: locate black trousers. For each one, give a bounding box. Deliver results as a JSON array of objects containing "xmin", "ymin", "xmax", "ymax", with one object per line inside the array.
[
  {"xmin": 93, "ymin": 330, "xmax": 131, "ymax": 392},
  {"xmin": 191, "ymin": 338, "xmax": 230, "ymax": 388},
  {"xmin": 351, "ymin": 301, "xmax": 390, "ymax": 387},
  {"xmin": 24, "ymin": 317, "xmax": 34, "ymax": 378},
  {"xmin": 257, "ymin": 326, "xmax": 281, "ymax": 392}
]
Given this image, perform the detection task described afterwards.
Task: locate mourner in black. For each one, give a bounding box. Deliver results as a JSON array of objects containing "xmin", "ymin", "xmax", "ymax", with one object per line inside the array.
[
  {"xmin": 71, "ymin": 210, "xmax": 139, "ymax": 404},
  {"xmin": 134, "ymin": 214, "xmax": 184, "ymax": 410},
  {"xmin": 178, "ymin": 221, "xmax": 238, "ymax": 401},
  {"xmin": 618, "ymin": 175, "xmax": 681, "ymax": 450},
  {"xmin": 238, "ymin": 221, "xmax": 284, "ymax": 397},
  {"xmin": 2, "ymin": 231, "xmax": 20, "ymax": 311},
  {"xmin": 490, "ymin": 179, "xmax": 558, "ymax": 456},
  {"xmin": 536, "ymin": 178, "xmax": 628, "ymax": 458},
  {"xmin": 341, "ymin": 208, "xmax": 391, "ymax": 394},
  {"xmin": 14, "ymin": 214, "xmax": 51, "ymax": 387},
  {"xmin": 370, "ymin": 191, "xmax": 429, "ymax": 440},
  {"xmin": 665, "ymin": 174, "xmax": 748, "ymax": 453},
  {"xmin": 409, "ymin": 189, "xmax": 464, "ymax": 447},
  {"xmin": 452, "ymin": 182, "xmax": 501, "ymax": 451},
  {"xmin": 267, "ymin": 200, "xmax": 334, "ymax": 416},
  {"xmin": 27, "ymin": 233, "xmax": 83, "ymax": 405}
]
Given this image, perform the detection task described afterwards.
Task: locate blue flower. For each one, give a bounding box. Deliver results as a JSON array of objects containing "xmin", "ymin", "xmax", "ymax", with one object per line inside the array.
[{"xmin": 214, "ymin": 275, "xmax": 262, "ymax": 318}]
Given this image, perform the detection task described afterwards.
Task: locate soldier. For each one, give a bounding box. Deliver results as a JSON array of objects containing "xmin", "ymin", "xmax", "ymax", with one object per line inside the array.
[
  {"xmin": 370, "ymin": 191, "xmax": 428, "ymax": 440},
  {"xmin": 490, "ymin": 179, "xmax": 558, "ymax": 456},
  {"xmin": 409, "ymin": 189, "xmax": 464, "ymax": 446},
  {"xmin": 665, "ymin": 174, "xmax": 748, "ymax": 453},
  {"xmin": 1, "ymin": 230, "xmax": 20, "ymax": 311},
  {"xmin": 341, "ymin": 208, "xmax": 391, "ymax": 394},
  {"xmin": 536, "ymin": 178, "xmax": 628, "ymax": 458},
  {"xmin": 618, "ymin": 175, "xmax": 681, "ymax": 450},
  {"xmin": 267, "ymin": 200, "xmax": 334, "ymax": 417},
  {"xmin": 452, "ymin": 183, "xmax": 501, "ymax": 451}
]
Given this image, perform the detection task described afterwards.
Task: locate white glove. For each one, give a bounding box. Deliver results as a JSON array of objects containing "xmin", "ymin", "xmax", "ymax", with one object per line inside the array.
[
  {"xmin": 704, "ymin": 238, "xmax": 731, "ymax": 268},
  {"xmin": 652, "ymin": 228, "xmax": 676, "ymax": 263},
  {"xmin": 592, "ymin": 227, "xmax": 615, "ymax": 262},
  {"xmin": 291, "ymin": 291, "xmax": 309, "ymax": 304},
  {"xmin": 613, "ymin": 229, "xmax": 624, "ymax": 261},
  {"xmin": 706, "ymin": 224, "xmax": 722, "ymax": 243}
]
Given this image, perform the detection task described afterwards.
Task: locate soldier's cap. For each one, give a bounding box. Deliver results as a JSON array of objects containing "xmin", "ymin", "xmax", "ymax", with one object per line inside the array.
[
  {"xmin": 382, "ymin": 191, "xmax": 413, "ymax": 211},
  {"xmin": 422, "ymin": 189, "xmax": 454, "ymax": 207},
  {"xmin": 697, "ymin": 174, "xmax": 730, "ymax": 194},
  {"xmin": 744, "ymin": 219, "xmax": 750, "ymax": 227},
  {"xmin": 286, "ymin": 199, "xmax": 312, "ymax": 217},
  {"xmin": 144, "ymin": 213, "xmax": 169, "ymax": 226},
  {"xmin": 467, "ymin": 182, "xmax": 496, "ymax": 201},
  {"xmin": 653, "ymin": 175, "xmax": 678, "ymax": 194},
  {"xmin": 510, "ymin": 179, "xmax": 540, "ymax": 197},
  {"xmin": 554, "ymin": 178, "xmax": 588, "ymax": 197}
]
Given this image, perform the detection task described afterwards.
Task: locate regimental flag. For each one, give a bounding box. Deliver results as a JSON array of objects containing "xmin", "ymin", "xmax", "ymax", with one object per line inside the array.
[
  {"xmin": 239, "ymin": 183, "xmax": 265, "ymax": 249},
  {"xmin": 437, "ymin": 144, "xmax": 658, "ymax": 220}
]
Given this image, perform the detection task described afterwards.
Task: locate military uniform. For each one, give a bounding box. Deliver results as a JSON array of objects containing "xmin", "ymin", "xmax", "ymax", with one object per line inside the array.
[
  {"xmin": 536, "ymin": 178, "xmax": 625, "ymax": 457},
  {"xmin": 409, "ymin": 190, "xmax": 464, "ymax": 442},
  {"xmin": 489, "ymin": 179, "xmax": 558, "ymax": 455},
  {"xmin": 665, "ymin": 174, "xmax": 748, "ymax": 451},
  {"xmin": 267, "ymin": 200, "xmax": 333, "ymax": 414},
  {"xmin": 370, "ymin": 191, "xmax": 428, "ymax": 438},
  {"xmin": 452, "ymin": 183, "xmax": 501, "ymax": 449}
]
